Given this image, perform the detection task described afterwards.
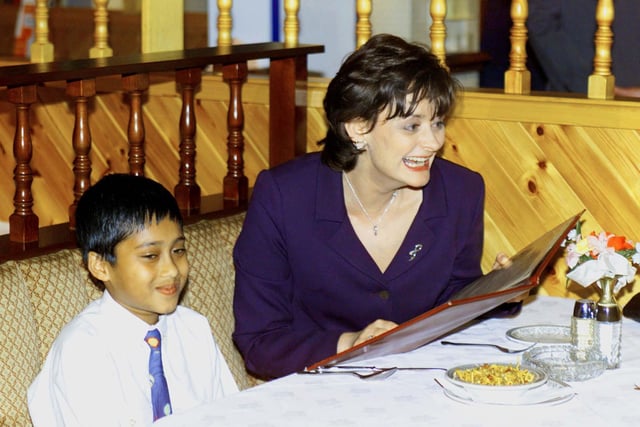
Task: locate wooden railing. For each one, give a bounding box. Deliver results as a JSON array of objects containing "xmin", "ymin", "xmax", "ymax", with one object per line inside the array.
[{"xmin": 0, "ymin": 42, "xmax": 323, "ymax": 255}]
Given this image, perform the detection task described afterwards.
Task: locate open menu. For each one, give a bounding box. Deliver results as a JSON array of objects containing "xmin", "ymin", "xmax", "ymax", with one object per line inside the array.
[{"xmin": 306, "ymin": 211, "xmax": 584, "ymax": 371}]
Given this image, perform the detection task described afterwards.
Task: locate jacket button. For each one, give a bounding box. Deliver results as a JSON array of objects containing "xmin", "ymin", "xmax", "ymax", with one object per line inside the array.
[{"xmin": 377, "ymin": 290, "xmax": 390, "ymax": 300}]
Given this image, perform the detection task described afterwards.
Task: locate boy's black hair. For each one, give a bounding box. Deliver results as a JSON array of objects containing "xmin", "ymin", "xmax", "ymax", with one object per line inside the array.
[{"xmin": 75, "ymin": 174, "xmax": 184, "ymax": 282}]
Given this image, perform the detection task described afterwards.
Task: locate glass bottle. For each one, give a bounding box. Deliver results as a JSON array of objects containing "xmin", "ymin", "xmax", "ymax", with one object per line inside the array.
[{"xmin": 571, "ymin": 299, "xmax": 596, "ymax": 358}]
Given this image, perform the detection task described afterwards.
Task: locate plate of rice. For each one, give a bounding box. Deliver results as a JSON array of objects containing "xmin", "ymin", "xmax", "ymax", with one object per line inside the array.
[{"xmin": 444, "ymin": 362, "xmax": 548, "ymax": 402}]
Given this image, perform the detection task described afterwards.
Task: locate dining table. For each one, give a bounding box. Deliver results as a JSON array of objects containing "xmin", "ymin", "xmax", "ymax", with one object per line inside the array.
[{"xmin": 157, "ymin": 295, "xmax": 639, "ymax": 426}]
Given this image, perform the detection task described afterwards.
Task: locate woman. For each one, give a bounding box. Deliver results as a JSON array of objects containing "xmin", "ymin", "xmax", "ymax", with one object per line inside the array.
[{"xmin": 233, "ymin": 34, "xmax": 507, "ymax": 379}]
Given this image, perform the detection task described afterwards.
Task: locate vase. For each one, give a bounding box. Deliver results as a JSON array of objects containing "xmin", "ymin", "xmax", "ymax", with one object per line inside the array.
[{"xmin": 595, "ymin": 277, "xmax": 622, "ymax": 369}]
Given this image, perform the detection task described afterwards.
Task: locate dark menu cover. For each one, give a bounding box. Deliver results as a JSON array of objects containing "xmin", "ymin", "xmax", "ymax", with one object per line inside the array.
[{"xmin": 306, "ymin": 211, "xmax": 583, "ymax": 371}]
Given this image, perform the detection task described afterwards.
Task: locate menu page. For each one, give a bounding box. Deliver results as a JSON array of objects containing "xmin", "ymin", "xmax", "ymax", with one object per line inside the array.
[{"xmin": 451, "ymin": 213, "xmax": 583, "ymax": 300}]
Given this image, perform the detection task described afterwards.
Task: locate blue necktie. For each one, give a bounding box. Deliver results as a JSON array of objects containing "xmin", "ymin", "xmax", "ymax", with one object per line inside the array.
[{"xmin": 144, "ymin": 329, "xmax": 172, "ymax": 421}]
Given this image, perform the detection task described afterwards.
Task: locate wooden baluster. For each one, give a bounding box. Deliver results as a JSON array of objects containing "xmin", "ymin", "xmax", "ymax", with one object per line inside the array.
[
  {"xmin": 588, "ymin": 0, "xmax": 615, "ymax": 99},
  {"xmin": 90, "ymin": 0, "xmax": 113, "ymax": 58},
  {"xmin": 504, "ymin": 0, "xmax": 531, "ymax": 94},
  {"xmin": 222, "ymin": 63, "xmax": 249, "ymax": 208},
  {"xmin": 217, "ymin": 0, "xmax": 232, "ymax": 47},
  {"xmin": 355, "ymin": 0, "xmax": 372, "ymax": 48},
  {"xmin": 269, "ymin": 55, "xmax": 308, "ymax": 168},
  {"xmin": 429, "ymin": 0, "xmax": 447, "ymax": 68},
  {"xmin": 174, "ymin": 68, "xmax": 202, "ymax": 215},
  {"xmin": 122, "ymin": 73, "xmax": 150, "ymax": 176},
  {"xmin": 283, "ymin": 0, "xmax": 299, "ymax": 47},
  {"xmin": 30, "ymin": 0, "xmax": 53, "ymax": 63},
  {"xmin": 8, "ymin": 85, "xmax": 38, "ymax": 244},
  {"xmin": 66, "ymin": 79, "xmax": 96, "ymax": 229}
]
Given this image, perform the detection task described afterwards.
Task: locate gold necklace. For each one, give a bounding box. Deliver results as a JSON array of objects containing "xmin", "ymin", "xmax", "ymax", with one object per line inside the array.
[{"xmin": 343, "ymin": 172, "xmax": 398, "ymax": 236}]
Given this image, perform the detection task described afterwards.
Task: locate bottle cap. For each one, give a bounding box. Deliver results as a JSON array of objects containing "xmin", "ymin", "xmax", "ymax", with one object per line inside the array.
[
  {"xmin": 596, "ymin": 304, "xmax": 622, "ymax": 322},
  {"xmin": 573, "ymin": 299, "xmax": 596, "ymax": 318}
]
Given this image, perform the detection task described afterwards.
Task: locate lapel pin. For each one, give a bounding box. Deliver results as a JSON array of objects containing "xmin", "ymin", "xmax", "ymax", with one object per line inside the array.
[{"xmin": 408, "ymin": 244, "xmax": 423, "ymax": 261}]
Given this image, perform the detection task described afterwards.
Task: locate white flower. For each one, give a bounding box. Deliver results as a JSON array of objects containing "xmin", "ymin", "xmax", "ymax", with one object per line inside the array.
[{"xmin": 566, "ymin": 252, "xmax": 637, "ymax": 294}]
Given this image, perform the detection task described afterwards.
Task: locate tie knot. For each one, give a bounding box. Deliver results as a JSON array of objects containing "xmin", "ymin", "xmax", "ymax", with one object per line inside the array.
[{"xmin": 145, "ymin": 329, "xmax": 161, "ymax": 349}]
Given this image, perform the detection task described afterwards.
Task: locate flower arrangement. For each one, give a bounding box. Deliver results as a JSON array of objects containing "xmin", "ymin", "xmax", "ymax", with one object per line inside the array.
[{"xmin": 563, "ymin": 221, "xmax": 640, "ymax": 294}]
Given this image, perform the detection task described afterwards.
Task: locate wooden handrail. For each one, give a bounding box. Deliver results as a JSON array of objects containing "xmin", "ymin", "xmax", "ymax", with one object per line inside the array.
[
  {"xmin": 0, "ymin": 43, "xmax": 323, "ymax": 87},
  {"xmin": 0, "ymin": 42, "xmax": 324, "ymax": 252}
]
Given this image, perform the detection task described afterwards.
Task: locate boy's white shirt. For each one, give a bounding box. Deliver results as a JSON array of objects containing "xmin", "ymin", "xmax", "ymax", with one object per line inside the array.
[{"xmin": 27, "ymin": 290, "xmax": 238, "ymax": 426}]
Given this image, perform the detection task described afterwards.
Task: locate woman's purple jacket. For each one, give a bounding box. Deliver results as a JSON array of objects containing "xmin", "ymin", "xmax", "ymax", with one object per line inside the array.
[{"xmin": 232, "ymin": 152, "xmax": 485, "ymax": 379}]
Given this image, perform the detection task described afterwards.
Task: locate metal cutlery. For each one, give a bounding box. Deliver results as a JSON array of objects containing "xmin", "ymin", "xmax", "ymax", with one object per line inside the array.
[
  {"xmin": 343, "ymin": 367, "xmax": 398, "ymax": 380},
  {"xmin": 300, "ymin": 365, "xmax": 446, "ymax": 380},
  {"xmin": 440, "ymin": 340, "xmax": 536, "ymax": 354},
  {"xmin": 300, "ymin": 366, "xmax": 397, "ymax": 380}
]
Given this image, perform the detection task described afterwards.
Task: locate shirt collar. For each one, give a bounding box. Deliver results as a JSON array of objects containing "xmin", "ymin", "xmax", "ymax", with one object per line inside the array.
[{"xmin": 101, "ymin": 290, "xmax": 169, "ymax": 341}]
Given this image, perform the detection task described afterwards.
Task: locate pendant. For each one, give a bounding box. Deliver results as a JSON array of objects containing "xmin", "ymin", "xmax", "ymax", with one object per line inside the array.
[{"xmin": 373, "ymin": 225, "xmax": 379, "ymax": 236}]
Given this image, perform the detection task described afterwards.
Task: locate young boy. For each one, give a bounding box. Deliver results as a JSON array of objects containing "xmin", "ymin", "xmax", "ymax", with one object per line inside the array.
[{"xmin": 28, "ymin": 174, "xmax": 238, "ymax": 426}]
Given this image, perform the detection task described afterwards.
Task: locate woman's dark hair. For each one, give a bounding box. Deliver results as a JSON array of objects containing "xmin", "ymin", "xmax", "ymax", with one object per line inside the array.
[
  {"xmin": 75, "ymin": 174, "xmax": 184, "ymax": 270},
  {"xmin": 319, "ymin": 33, "xmax": 460, "ymax": 171}
]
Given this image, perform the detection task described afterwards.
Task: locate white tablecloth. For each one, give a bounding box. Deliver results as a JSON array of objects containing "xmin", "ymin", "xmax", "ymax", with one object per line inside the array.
[{"xmin": 157, "ymin": 296, "xmax": 640, "ymax": 426}]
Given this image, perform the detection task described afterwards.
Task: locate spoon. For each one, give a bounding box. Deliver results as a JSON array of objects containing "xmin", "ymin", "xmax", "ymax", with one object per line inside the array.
[
  {"xmin": 440, "ymin": 340, "xmax": 536, "ymax": 354},
  {"xmin": 300, "ymin": 366, "xmax": 399, "ymax": 380},
  {"xmin": 351, "ymin": 367, "xmax": 448, "ymax": 379},
  {"xmin": 349, "ymin": 367, "xmax": 398, "ymax": 380},
  {"xmin": 301, "ymin": 366, "xmax": 446, "ymax": 380}
]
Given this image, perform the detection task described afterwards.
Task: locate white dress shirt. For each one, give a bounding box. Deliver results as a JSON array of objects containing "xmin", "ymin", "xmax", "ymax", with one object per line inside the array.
[{"xmin": 28, "ymin": 291, "xmax": 238, "ymax": 426}]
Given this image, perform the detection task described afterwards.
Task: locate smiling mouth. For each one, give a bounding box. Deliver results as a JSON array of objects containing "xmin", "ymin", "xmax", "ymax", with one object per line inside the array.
[
  {"xmin": 157, "ymin": 285, "xmax": 178, "ymax": 296},
  {"xmin": 403, "ymin": 156, "xmax": 430, "ymax": 168}
]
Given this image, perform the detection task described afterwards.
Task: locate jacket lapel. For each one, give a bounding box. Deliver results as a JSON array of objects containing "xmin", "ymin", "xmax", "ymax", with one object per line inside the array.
[
  {"xmin": 314, "ymin": 165, "xmax": 383, "ymax": 282},
  {"xmin": 384, "ymin": 163, "xmax": 448, "ymax": 280}
]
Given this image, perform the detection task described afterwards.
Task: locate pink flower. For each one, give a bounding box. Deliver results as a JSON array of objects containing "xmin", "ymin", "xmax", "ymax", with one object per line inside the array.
[
  {"xmin": 565, "ymin": 243, "xmax": 581, "ymax": 269},
  {"xmin": 586, "ymin": 232, "xmax": 613, "ymax": 257}
]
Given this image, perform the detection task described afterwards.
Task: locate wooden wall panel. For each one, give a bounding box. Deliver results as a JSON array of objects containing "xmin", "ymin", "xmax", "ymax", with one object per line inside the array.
[{"xmin": 442, "ymin": 92, "xmax": 640, "ymax": 306}]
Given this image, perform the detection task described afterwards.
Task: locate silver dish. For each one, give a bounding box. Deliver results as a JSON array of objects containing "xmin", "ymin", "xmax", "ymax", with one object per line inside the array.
[
  {"xmin": 506, "ymin": 324, "xmax": 571, "ymax": 344},
  {"xmin": 522, "ymin": 345, "xmax": 606, "ymax": 382}
]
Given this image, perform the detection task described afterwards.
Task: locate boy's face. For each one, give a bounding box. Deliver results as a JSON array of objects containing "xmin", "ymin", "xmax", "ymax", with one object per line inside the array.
[{"xmin": 89, "ymin": 217, "xmax": 189, "ymax": 324}]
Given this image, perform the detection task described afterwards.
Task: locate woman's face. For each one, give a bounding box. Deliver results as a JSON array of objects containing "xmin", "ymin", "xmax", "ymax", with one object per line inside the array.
[{"xmin": 353, "ymin": 98, "xmax": 446, "ymax": 190}]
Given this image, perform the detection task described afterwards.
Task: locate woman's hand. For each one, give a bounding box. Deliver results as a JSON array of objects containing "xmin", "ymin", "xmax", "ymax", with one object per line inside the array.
[
  {"xmin": 492, "ymin": 251, "xmax": 528, "ymax": 302},
  {"xmin": 493, "ymin": 252, "xmax": 529, "ymax": 303},
  {"xmin": 492, "ymin": 252, "xmax": 512, "ymax": 270},
  {"xmin": 337, "ymin": 319, "xmax": 398, "ymax": 353}
]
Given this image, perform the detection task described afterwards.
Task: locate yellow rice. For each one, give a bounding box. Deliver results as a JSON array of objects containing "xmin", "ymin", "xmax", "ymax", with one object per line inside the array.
[{"xmin": 454, "ymin": 363, "xmax": 535, "ymax": 386}]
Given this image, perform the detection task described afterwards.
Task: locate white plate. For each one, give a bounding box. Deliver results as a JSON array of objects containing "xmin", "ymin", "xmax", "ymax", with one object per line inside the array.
[
  {"xmin": 442, "ymin": 379, "xmax": 575, "ymax": 406},
  {"xmin": 445, "ymin": 362, "xmax": 547, "ymax": 402},
  {"xmin": 506, "ymin": 324, "xmax": 571, "ymax": 344}
]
